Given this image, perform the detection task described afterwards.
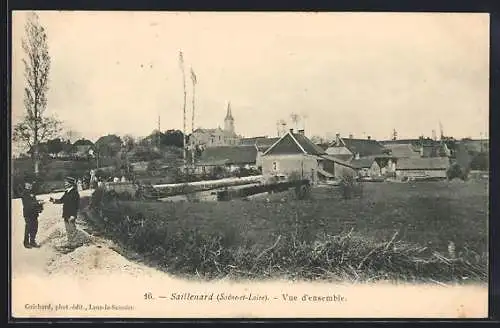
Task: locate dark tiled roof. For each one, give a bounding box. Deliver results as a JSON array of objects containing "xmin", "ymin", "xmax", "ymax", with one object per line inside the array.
[
  {"xmin": 263, "ymin": 132, "xmax": 326, "ymax": 156},
  {"xmin": 340, "ymin": 138, "xmax": 387, "ymax": 157},
  {"xmin": 240, "ymin": 136, "xmax": 280, "ymax": 149},
  {"xmin": 320, "ymin": 155, "xmax": 354, "ymax": 168},
  {"xmin": 292, "ymin": 133, "xmax": 326, "ymax": 156},
  {"xmin": 263, "ymin": 134, "xmax": 303, "ymax": 155},
  {"xmin": 385, "ymin": 144, "xmax": 421, "ymax": 158},
  {"xmin": 316, "ymin": 143, "xmax": 330, "ymax": 151},
  {"xmin": 325, "ymin": 153, "xmax": 353, "ymax": 162},
  {"xmin": 350, "ymin": 157, "xmax": 377, "ymax": 169},
  {"xmin": 379, "ymin": 139, "xmax": 421, "ymax": 145},
  {"xmin": 197, "ymin": 146, "xmax": 257, "ymax": 166},
  {"xmin": 397, "ymin": 157, "xmax": 450, "ymax": 170}
]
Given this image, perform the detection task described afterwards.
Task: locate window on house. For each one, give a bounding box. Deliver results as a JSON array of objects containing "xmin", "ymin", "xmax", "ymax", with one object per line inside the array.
[{"xmin": 219, "ymin": 136, "xmax": 221, "ymax": 141}]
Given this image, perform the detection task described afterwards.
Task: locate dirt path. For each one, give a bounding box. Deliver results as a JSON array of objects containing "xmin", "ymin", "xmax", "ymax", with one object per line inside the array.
[{"xmin": 11, "ymin": 190, "xmax": 162, "ymax": 279}]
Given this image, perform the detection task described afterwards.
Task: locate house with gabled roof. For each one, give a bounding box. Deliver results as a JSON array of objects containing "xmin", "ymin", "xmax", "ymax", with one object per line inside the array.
[
  {"xmin": 261, "ymin": 129, "xmax": 356, "ymax": 184},
  {"xmin": 195, "ymin": 145, "xmax": 259, "ymax": 175},
  {"xmin": 325, "ymin": 133, "xmax": 389, "ymax": 161},
  {"xmin": 395, "ymin": 157, "xmax": 450, "ymax": 179}
]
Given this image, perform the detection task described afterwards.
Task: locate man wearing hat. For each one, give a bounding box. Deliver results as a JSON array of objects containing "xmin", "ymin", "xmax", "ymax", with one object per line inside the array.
[
  {"xmin": 21, "ymin": 179, "xmax": 44, "ymax": 248},
  {"xmin": 49, "ymin": 176, "xmax": 80, "ymax": 248}
]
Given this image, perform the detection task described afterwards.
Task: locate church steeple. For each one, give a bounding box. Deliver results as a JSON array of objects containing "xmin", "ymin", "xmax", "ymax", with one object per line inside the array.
[
  {"xmin": 224, "ymin": 101, "xmax": 235, "ymax": 134},
  {"xmin": 225, "ymin": 102, "xmax": 234, "ymax": 120}
]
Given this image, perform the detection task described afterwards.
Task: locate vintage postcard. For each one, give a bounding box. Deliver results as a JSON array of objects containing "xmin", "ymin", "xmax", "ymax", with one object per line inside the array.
[{"xmin": 10, "ymin": 11, "xmax": 489, "ymax": 319}]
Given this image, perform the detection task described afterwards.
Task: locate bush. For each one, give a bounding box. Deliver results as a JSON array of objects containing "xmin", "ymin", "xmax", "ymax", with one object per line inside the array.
[
  {"xmin": 340, "ymin": 173, "xmax": 363, "ymax": 199},
  {"xmin": 447, "ymin": 163, "xmax": 469, "ymax": 181}
]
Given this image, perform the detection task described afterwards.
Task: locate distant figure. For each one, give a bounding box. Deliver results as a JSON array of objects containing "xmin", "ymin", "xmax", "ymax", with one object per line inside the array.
[
  {"xmin": 77, "ymin": 179, "xmax": 83, "ymax": 191},
  {"xmin": 89, "ymin": 169, "xmax": 97, "ymax": 189},
  {"xmin": 21, "ymin": 180, "xmax": 43, "ymax": 248},
  {"xmin": 121, "ymin": 176, "xmax": 127, "ymax": 182},
  {"xmin": 49, "ymin": 177, "xmax": 81, "ymax": 249}
]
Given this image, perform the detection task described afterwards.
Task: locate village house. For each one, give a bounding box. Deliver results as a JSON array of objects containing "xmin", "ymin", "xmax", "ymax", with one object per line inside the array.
[
  {"xmin": 190, "ymin": 102, "xmax": 240, "ymax": 149},
  {"xmin": 395, "ymin": 157, "xmax": 450, "ymax": 180},
  {"xmin": 261, "ymin": 129, "xmax": 356, "ymax": 184},
  {"xmin": 195, "ymin": 145, "xmax": 259, "ymax": 175},
  {"xmin": 325, "ymin": 133, "xmax": 389, "ymax": 161},
  {"xmin": 350, "ymin": 157, "xmax": 382, "ymax": 177}
]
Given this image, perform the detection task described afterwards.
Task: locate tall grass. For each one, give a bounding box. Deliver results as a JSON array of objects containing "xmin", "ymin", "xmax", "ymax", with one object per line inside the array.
[{"xmin": 84, "ymin": 181, "xmax": 488, "ymax": 283}]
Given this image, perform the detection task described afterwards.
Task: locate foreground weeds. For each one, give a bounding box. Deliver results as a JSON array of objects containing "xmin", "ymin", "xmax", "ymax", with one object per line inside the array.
[{"xmin": 85, "ymin": 186, "xmax": 487, "ymax": 283}]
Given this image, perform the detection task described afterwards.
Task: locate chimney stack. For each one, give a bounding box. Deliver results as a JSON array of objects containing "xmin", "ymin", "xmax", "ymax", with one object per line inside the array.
[
  {"xmin": 349, "ymin": 134, "xmax": 353, "ymax": 139},
  {"xmin": 335, "ymin": 133, "xmax": 341, "ymax": 145},
  {"xmin": 298, "ymin": 129, "xmax": 305, "ymax": 135},
  {"xmin": 289, "ymin": 128, "xmax": 294, "ymax": 133},
  {"xmin": 367, "ymin": 136, "xmax": 371, "ymax": 140}
]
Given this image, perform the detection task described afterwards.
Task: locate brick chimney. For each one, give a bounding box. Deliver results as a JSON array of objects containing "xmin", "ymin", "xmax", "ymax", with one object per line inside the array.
[
  {"xmin": 335, "ymin": 133, "xmax": 341, "ymax": 145},
  {"xmin": 367, "ymin": 136, "xmax": 371, "ymax": 140},
  {"xmin": 298, "ymin": 129, "xmax": 305, "ymax": 135},
  {"xmin": 289, "ymin": 128, "xmax": 294, "ymax": 133}
]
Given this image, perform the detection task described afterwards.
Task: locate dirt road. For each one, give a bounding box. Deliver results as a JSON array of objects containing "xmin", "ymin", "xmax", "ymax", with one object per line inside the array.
[{"xmin": 11, "ymin": 190, "xmax": 161, "ymax": 279}]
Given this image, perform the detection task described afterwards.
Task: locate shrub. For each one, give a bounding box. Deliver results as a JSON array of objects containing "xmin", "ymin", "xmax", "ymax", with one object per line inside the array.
[
  {"xmin": 340, "ymin": 173, "xmax": 363, "ymax": 199},
  {"xmin": 447, "ymin": 163, "xmax": 468, "ymax": 181}
]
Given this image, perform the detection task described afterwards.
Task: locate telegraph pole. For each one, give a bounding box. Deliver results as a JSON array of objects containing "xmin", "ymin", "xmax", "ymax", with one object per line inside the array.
[
  {"xmin": 179, "ymin": 51, "xmax": 187, "ymax": 174},
  {"xmin": 190, "ymin": 67, "xmax": 197, "ymax": 170}
]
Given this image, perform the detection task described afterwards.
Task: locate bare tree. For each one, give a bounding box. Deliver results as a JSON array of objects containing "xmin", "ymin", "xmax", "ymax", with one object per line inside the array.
[{"xmin": 13, "ymin": 12, "xmax": 61, "ymax": 176}]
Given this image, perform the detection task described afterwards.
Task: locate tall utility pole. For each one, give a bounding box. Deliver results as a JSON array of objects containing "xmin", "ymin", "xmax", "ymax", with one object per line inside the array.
[
  {"xmin": 190, "ymin": 67, "xmax": 197, "ymax": 169},
  {"xmin": 179, "ymin": 51, "xmax": 187, "ymax": 173}
]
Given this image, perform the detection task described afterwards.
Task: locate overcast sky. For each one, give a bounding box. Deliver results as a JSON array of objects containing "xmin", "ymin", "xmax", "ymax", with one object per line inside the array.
[{"xmin": 11, "ymin": 11, "xmax": 489, "ymax": 143}]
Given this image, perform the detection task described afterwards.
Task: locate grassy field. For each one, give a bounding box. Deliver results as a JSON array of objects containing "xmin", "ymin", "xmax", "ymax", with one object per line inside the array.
[{"xmin": 85, "ymin": 180, "xmax": 488, "ymax": 283}]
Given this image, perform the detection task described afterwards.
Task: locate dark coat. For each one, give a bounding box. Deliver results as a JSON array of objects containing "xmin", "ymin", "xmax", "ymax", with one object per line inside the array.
[
  {"xmin": 53, "ymin": 187, "xmax": 80, "ymax": 219},
  {"xmin": 21, "ymin": 191, "xmax": 42, "ymax": 219}
]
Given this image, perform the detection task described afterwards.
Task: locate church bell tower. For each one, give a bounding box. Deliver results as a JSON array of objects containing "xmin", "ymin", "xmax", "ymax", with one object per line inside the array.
[{"xmin": 224, "ymin": 101, "xmax": 235, "ymax": 134}]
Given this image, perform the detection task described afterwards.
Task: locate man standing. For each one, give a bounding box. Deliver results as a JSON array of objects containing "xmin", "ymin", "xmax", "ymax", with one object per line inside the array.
[
  {"xmin": 49, "ymin": 177, "xmax": 80, "ymax": 248},
  {"xmin": 21, "ymin": 180, "xmax": 43, "ymax": 248}
]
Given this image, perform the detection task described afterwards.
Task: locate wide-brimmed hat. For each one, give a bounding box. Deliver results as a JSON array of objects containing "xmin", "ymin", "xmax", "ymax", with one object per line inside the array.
[{"xmin": 65, "ymin": 176, "xmax": 77, "ymax": 185}]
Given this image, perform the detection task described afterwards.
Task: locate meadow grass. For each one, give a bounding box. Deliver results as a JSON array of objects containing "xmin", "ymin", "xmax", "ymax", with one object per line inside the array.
[{"xmin": 85, "ymin": 180, "xmax": 488, "ymax": 283}]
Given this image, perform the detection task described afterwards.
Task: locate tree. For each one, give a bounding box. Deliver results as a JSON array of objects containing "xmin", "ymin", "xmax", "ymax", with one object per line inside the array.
[
  {"xmin": 122, "ymin": 134, "xmax": 136, "ymax": 153},
  {"xmin": 46, "ymin": 138, "xmax": 64, "ymax": 155},
  {"xmin": 470, "ymin": 152, "xmax": 489, "ymax": 171},
  {"xmin": 95, "ymin": 134, "xmax": 122, "ymax": 166},
  {"xmin": 161, "ymin": 129, "xmax": 184, "ymax": 148},
  {"xmin": 73, "ymin": 138, "xmax": 94, "ymax": 146},
  {"xmin": 13, "ymin": 12, "xmax": 61, "ymax": 176}
]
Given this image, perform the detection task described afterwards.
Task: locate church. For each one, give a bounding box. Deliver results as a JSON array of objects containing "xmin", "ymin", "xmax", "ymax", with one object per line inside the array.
[{"xmin": 189, "ymin": 102, "xmax": 241, "ymax": 149}]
